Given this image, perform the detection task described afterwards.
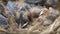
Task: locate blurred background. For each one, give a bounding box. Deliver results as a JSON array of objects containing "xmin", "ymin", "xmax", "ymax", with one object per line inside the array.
[{"xmin": 0, "ymin": 0, "xmax": 60, "ymax": 34}]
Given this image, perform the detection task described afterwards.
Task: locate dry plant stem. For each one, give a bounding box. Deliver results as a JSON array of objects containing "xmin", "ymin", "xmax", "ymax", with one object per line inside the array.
[
  {"xmin": 8, "ymin": 15, "xmax": 18, "ymax": 31},
  {"xmin": 0, "ymin": 27, "xmax": 6, "ymax": 32},
  {"xmin": 27, "ymin": 14, "xmax": 44, "ymax": 34},
  {"xmin": 40, "ymin": 16, "xmax": 60, "ymax": 34}
]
